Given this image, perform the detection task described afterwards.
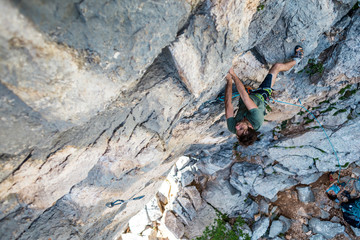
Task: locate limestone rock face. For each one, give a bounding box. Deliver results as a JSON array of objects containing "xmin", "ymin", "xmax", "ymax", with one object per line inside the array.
[
  {"xmin": 0, "ymin": 0, "xmax": 359, "ymax": 239},
  {"xmin": 13, "ymin": 0, "xmax": 196, "ymax": 90}
]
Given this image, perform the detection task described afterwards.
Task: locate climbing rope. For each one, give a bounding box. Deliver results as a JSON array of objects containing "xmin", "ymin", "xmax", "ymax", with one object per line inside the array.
[
  {"xmin": 106, "ymin": 195, "xmax": 145, "ymax": 208},
  {"xmin": 271, "ymin": 98, "xmax": 342, "ymax": 183}
]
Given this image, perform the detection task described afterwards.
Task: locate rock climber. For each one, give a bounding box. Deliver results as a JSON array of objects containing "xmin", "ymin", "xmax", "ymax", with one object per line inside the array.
[{"xmin": 224, "ymin": 46, "xmax": 304, "ymax": 147}]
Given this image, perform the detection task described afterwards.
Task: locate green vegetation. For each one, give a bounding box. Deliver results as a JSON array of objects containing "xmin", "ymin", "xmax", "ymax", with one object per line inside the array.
[
  {"xmin": 352, "ymin": 2, "xmax": 359, "ymax": 10},
  {"xmin": 320, "ymin": 106, "xmax": 336, "ymax": 114},
  {"xmin": 280, "ymin": 120, "xmax": 288, "ymax": 130},
  {"xmin": 347, "ymin": 109, "xmax": 355, "ymax": 120},
  {"xmin": 304, "ymin": 118, "xmax": 315, "ymax": 124},
  {"xmin": 333, "ymin": 109, "xmax": 347, "ymax": 116},
  {"xmin": 297, "ymin": 110, "xmax": 305, "ymax": 116},
  {"xmin": 319, "ymin": 99, "xmax": 330, "ymax": 105},
  {"xmin": 336, "ymin": 162, "xmax": 350, "ymax": 168},
  {"xmin": 300, "ymin": 58, "xmax": 324, "ymax": 76},
  {"xmin": 339, "ymin": 85, "xmax": 351, "ymax": 95},
  {"xmin": 339, "ymin": 89, "xmax": 357, "ymax": 100},
  {"xmin": 272, "ymin": 145, "xmax": 304, "ymax": 149},
  {"xmin": 257, "ymin": 4, "xmax": 265, "ymax": 11},
  {"xmin": 195, "ymin": 213, "xmax": 250, "ymax": 240},
  {"xmin": 313, "ymin": 146, "xmax": 327, "ymax": 154},
  {"xmin": 266, "ymin": 105, "xmax": 272, "ymax": 113}
]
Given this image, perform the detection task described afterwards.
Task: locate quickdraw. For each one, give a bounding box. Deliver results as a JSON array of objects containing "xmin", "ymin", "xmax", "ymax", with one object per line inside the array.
[{"xmin": 106, "ymin": 195, "xmax": 145, "ymax": 208}]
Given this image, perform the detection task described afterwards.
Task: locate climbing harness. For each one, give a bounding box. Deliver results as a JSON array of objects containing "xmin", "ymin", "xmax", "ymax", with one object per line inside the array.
[
  {"xmin": 106, "ymin": 195, "xmax": 145, "ymax": 208},
  {"xmin": 271, "ymin": 98, "xmax": 342, "ymax": 183}
]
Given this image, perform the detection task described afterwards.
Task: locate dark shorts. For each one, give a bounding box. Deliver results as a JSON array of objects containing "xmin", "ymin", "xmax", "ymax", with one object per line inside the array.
[{"xmin": 250, "ymin": 74, "xmax": 273, "ymax": 102}]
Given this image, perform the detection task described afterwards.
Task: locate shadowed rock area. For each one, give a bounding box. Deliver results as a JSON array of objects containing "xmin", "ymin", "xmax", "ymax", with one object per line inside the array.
[{"xmin": 0, "ymin": 0, "xmax": 359, "ymax": 239}]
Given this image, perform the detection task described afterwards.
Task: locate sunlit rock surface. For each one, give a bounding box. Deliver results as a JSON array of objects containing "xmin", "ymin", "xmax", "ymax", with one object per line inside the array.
[{"xmin": 0, "ymin": 0, "xmax": 359, "ymax": 239}]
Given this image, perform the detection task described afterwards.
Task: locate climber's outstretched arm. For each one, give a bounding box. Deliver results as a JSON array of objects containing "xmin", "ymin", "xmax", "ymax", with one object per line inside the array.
[
  {"xmin": 229, "ymin": 68, "xmax": 258, "ymax": 111},
  {"xmin": 225, "ymin": 74, "xmax": 234, "ymax": 119}
]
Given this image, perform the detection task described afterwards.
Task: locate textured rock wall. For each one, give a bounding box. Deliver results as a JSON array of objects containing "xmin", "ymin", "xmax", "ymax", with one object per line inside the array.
[{"xmin": 0, "ymin": 0, "xmax": 359, "ymax": 239}]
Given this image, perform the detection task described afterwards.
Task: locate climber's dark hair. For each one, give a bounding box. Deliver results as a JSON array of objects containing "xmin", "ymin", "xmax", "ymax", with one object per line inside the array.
[{"xmin": 236, "ymin": 128, "xmax": 259, "ymax": 147}]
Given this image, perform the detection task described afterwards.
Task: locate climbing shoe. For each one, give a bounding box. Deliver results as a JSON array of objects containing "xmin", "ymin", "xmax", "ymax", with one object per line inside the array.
[{"xmin": 293, "ymin": 45, "xmax": 304, "ymax": 59}]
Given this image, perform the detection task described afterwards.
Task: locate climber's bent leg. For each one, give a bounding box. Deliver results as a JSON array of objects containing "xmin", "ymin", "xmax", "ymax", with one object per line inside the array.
[{"xmin": 268, "ymin": 60, "xmax": 296, "ymax": 88}]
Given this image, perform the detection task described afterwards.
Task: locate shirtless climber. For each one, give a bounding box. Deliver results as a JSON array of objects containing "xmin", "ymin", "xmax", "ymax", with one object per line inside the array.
[{"xmin": 225, "ymin": 46, "xmax": 304, "ymax": 147}]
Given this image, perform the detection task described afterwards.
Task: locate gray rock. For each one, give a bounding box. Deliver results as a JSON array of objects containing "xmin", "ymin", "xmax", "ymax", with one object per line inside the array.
[
  {"xmin": 302, "ymin": 224, "xmax": 309, "ymax": 233},
  {"xmin": 352, "ymin": 168, "xmax": 360, "ymax": 177},
  {"xmin": 172, "ymin": 200, "xmax": 192, "ymax": 225},
  {"xmin": 355, "ymin": 179, "xmax": 360, "ymax": 192},
  {"xmin": 330, "ymin": 216, "xmax": 341, "ymax": 223},
  {"xmin": 183, "ymin": 203, "xmax": 217, "ymax": 239},
  {"xmin": 201, "ymin": 179, "xmax": 258, "ymax": 219},
  {"xmin": 279, "ymin": 216, "xmax": 292, "ymax": 233},
  {"xmin": 259, "ymin": 199, "xmax": 269, "ymax": 215},
  {"xmin": 351, "ymin": 226, "xmax": 360, "ymax": 237},
  {"xmin": 16, "ymin": 0, "xmax": 193, "ymax": 90},
  {"xmin": 310, "ymin": 234, "xmax": 326, "ymax": 240},
  {"xmin": 253, "ymin": 174, "xmax": 298, "ymax": 199},
  {"xmin": 296, "ymin": 173, "xmax": 323, "ymax": 185},
  {"xmin": 162, "ymin": 210, "xmax": 185, "ymax": 239},
  {"xmin": 255, "ymin": 0, "xmax": 356, "ymax": 66},
  {"xmin": 196, "ymin": 146, "xmax": 233, "ymax": 175},
  {"xmin": 269, "ymin": 220, "xmax": 284, "ymax": 238},
  {"xmin": 309, "ymin": 218, "xmax": 345, "ymax": 239},
  {"xmin": 177, "ymin": 197, "xmax": 197, "ymax": 221},
  {"xmin": 251, "ymin": 217, "xmax": 270, "ymax": 240},
  {"xmin": 320, "ymin": 210, "xmax": 330, "ymax": 219},
  {"xmin": 269, "ymin": 149, "xmax": 318, "ymax": 176},
  {"xmin": 296, "ymin": 187, "xmax": 315, "ymax": 203},
  {"xmin": 230, "ymin": 162, "xmax": 264, "ymax": 196},
  {"xmin": 240, "ymin": 200, "xmax": 260, "ymax": 220},
  {"xmin": 264, "ymin": 166, "xmax": 275, "ymax": 174},
  {"xmin": 184, "ymin": 186, "xmax": 203, "ymax": 211},
  {"xmin": 180, "ymin": 169, "xmax": 195, "ymax": 187},
  {"xmin": 238, "ymin": 223, "xmax": 252, "ymax": 240},
  {"xmin": 273, "ymin": 164, "xmax": 296, "ymax": 175}
]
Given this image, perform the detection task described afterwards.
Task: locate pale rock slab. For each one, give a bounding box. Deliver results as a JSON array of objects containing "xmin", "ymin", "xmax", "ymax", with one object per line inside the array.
[
  {"xmin": 121, "ymin": 233, "xmax": 147, "ymax": 240},
  {"xmin": 177, "ymin": 196, "xmax": 197, "ymax": 221},
  {"xmin": 184, "ymin": 186, "xmax": 203, "ymax": 211},
  {"xmin": 128, "ymin": 208, "xmax": 150, "ymax": 234},
  {"xmin": 146, "ymin": 197, "xmax": 162, "ymax": 221},
  {"xmin": 232, "ymin": 51, "xmax": 268, "ymax": 84},
  {"xmin": 162, "ymin": 210, "xmax": 185, "ymax": 239},
  {"xmin": 183, "ymin": 203, "xmax": 217, "ymax": 239},
  {"xmin": 176, "ymin": 156, "xmax": 191, "ymax": 171},
  {"xmin": 172, "ymin": 200, "xmax": 192, "ymax": 225}
]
